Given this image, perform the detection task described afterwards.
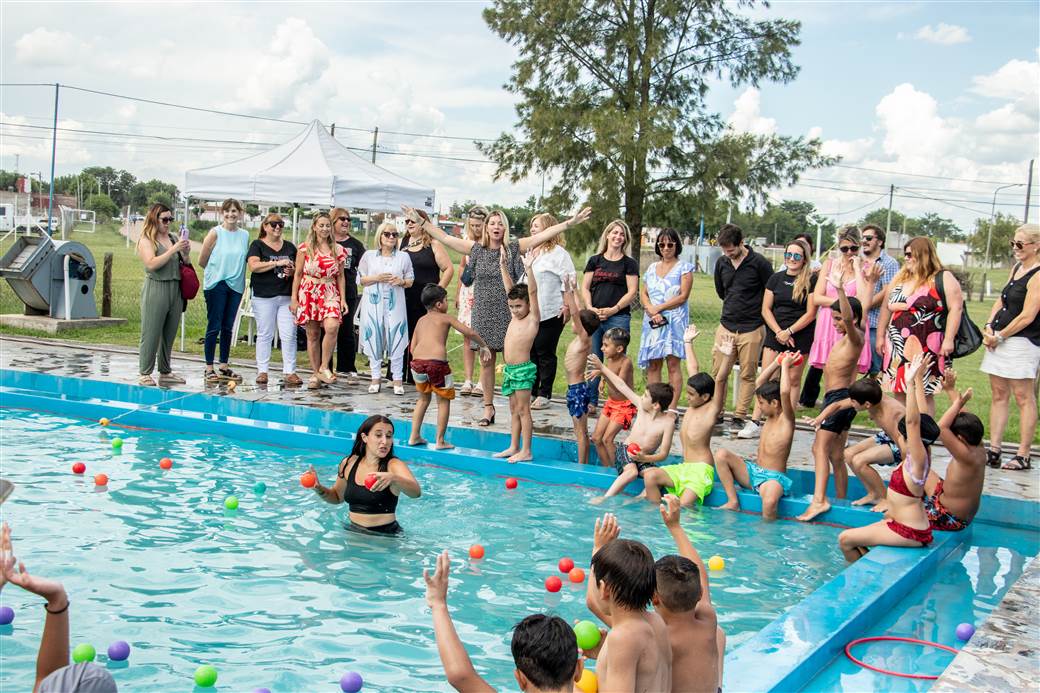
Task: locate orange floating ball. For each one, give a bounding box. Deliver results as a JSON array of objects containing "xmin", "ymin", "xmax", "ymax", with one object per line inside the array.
[
  {"xmin": 99, "ymin": 418, "xmax": 110, "ymax": 427},
  {"xmin": 300, "ymin": 472, "xmax": 316, "ymax": 488},
  {"xmin": 469, "ymin": 544, "xmax": 485, "ymax": 560},
  {"xmin": 558, "ymin": 557, "xmax": 575, "ymax": 573},
  {"xmin": 72, "ymin": 462, "xmax": 86, "ymax": 474},
  {"xmin": 505, "ymin": 478, "xmax": 518, "ymax": 489},
  {"xmin": 569, "ymin": 568, "xmax": 586, "ymax": 583},
  {"xmin": 545, "ymin": 575, "xmax": 563, "ymax": 592},
  {"xmin": 94, "ymin": 473, "xmax": 109, "ymax": 486},
  {"xmin": 159, "ymin": 458, "xmax": 173, "ymax": 470}
]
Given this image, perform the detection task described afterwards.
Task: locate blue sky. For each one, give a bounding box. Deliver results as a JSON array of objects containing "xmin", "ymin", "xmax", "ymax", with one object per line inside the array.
[{"xmin": 2, "ymin": 1, "xmax": 1037, "ymax": 228}]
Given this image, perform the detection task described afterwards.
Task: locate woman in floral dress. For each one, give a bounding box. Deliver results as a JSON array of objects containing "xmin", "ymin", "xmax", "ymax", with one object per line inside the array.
[
  {"xmin": 290, "ymin": 212, "xmax": 347, "ymax": 390},
  {"xmin": 358, "ymin": 221, "xmax": 414, "ymax": 395}
]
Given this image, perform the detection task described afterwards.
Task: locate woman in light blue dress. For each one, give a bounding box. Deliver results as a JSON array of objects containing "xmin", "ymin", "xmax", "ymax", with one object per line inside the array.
[
  {"xmin": 358, "ymin": 221, "xmax": 414, "ymax": 395},
  {"xmin": 638, "ymin": 228, "xmax": 693, "ymax": 409}
]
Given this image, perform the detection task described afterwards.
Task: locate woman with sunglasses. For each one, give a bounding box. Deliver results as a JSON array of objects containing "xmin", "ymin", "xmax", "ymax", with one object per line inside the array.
[
  {"xmin": 247, "ymin": 213, "xmax": 300, "ymax": 386},
  {"xmin": 331, "ymin": 207, "xmax": 366, "ymax": 378},
  {"xmin": 136, "ymin": 203, "xmax": 191, "ymax": 386},
  {"xmin": 807, "ymin": 225, "xmax": 874, "ymax": 379},
  {"xmin": 358, "ymin": 221, "xmax": 414, "ymax": 394},
  {"xmin": 637, "ymin": 228, "xmax": 692, "ymax": 410},
  {"xmin": 397, "ymin": 208, "xmax": 454, "ymax": 384},
  {"xmin": 290, "ymin": 212, "xmax": 348, "ymax": 389},
  {"xmin": 980, "ymin": 224, "xmax": 1040, "ymax": 471},
  {"xmin": 876, "ymin": 236, "xmax": 962, "ymax": 415},
  {"xmin": 455, "ymin": 206, "xmax": 486, "ymax": 395}
]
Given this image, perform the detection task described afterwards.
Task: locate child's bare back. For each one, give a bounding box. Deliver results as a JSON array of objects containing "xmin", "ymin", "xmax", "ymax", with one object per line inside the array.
[{"xmin": 411, "ymin": 312, "xmax": 456, "ymax": 361}]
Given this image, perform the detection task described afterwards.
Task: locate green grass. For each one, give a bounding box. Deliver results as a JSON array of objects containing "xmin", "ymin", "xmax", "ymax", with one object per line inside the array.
[{"xmin": 1, "ymin": 223, "xmax": 1032, "ymax": 443}]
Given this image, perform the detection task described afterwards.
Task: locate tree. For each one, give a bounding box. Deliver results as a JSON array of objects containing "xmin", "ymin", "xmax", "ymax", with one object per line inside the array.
[
  {"xmin": 84, "ymin": 193, "xmax": 119, "ymax": 221},
  {"xmin": 130, "ymin": 179, "xmax": 180, "ymax": 212},
  {"xmin": 479, "ymin": 0, "xmax": 835, "ymax": 251},
  {"xmin": 969, "ymin": 213, "xmax": 1021, "ymax": 266},
  {"xmin": 860, "ymin": 207, "xmax": 907, "ymax": 234},
  {"xmin": 914, "ymin": 212, "xmax": 964, "ymax": 242}
]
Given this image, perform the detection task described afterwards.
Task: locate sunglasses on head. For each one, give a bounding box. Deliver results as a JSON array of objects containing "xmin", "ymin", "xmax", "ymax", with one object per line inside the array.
[
  {"xmin": 839, "ymin": 245, "xmax": 860, "ymax": 253},
  {"xmin": 267, "ymin": 221, "xmax": 284, "ymax": 229},
  {"xmin": 1011, "ymin": 240, "xmax": 1036, "ymax": 250},
  {"xmin": 159, "ymin": 216, "xmax": 174, "ymax": 223},
  {"xmin": 784, "ymin": 252, "xmax": 804, "ymax": 261},
  {"xmin": 468, "ymin": 209, "xmax": 488, "ymax": 220},
  {"xmin": 382, "ymin": 231, "xmax": 399, "ymax": 238}
]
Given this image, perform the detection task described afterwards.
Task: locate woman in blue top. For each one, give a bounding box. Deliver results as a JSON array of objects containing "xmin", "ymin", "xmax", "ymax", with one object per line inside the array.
[
  {"xmin": 199, "ymin": 198, "xmax": 250, "ymax": 383},
  {"xmin": 637, "ymin": 228, "xmax": 693, "ymax": 410}
]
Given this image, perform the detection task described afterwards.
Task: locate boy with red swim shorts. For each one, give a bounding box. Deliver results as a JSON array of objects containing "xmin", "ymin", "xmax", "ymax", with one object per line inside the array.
[
  {"xmin": 408, "ymin": 285, "xmax": 491, "ymax": 449},
  {"xmin": 590, "ymin": 327, "xmax": 636, "ymax": 468}
]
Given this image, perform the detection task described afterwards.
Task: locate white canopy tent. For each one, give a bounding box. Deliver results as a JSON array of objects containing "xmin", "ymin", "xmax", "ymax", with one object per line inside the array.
[{"xmin": 183, "ymin": 119, "xmax": 435, "ymax": 215}]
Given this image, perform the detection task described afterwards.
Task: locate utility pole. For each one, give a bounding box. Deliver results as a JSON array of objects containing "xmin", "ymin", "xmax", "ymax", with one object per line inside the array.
[
  {"xmin": 46, "ymin": 83, "xmax": 59, "ymax": 236},
  {"xmin": 885, "ymin": 184, "xmax": 894, "ymax": 234},
  {"xmin": 371, "ymin": 127, "xmax": 379, "ymax": 164},
  {"xmin": 330, "ymin": 123, "xmax": 336, "ymax": 137},
  {"xmin": 1025, "ymin": 159, "xmax": 1035, "ymax": 224},
  {"xmin": 983, "ymin": 183, "xmax": 1025, "ymax": 301}
]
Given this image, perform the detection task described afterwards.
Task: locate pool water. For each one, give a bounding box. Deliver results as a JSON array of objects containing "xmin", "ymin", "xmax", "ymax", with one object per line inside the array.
[
  {"xmin": 0, "ymin": 407, "xmax": 845, "ymax": 691},
  {"xmin": 801, "ymin": 524, "xmax": 1038, "ymax": 692}
]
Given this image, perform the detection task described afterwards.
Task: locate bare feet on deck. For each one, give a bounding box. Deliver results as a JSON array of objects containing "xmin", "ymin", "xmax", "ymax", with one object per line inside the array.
[
  {"xmin": 435, "ymin": 441, "xmax": 455, "ymax": 450},
  {"xmin": 797, "ymin": 499, "xmax": 831, "ymax": 522},
  {"xmin": 851, "ymin": 494, "xmax": 880, "ymax": 507},
  {"xmin": 493, "ymin": 448, "xmax": 518, "ymax": 459},
  {"xmin": 507, "ymin": 451, "xmax": 533, "ymax": 463},
  {"xmin": 719, "ymin": 500, "xmax": 741, "ymax": 511},
  {"xmin": 408, "ymin": 438, "xmax": 429, "ymax": 446}
]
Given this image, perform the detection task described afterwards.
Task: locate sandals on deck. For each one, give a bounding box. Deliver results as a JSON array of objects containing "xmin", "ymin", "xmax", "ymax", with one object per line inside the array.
[
  {"xmin": 477, "ymin": 405, "xmax": 496, "ymax": 427},
  {"xmin": 1001, "ymin": 455, "xmax": 1032, "ymax": 471},
  {"xmin": 986, "ymin": 448, "xmax": 1002, "ymax": 468}
]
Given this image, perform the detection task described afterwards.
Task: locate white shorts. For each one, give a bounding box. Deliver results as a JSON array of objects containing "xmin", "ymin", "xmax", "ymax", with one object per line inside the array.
[{"xmin": 980, "ymin": 336, "xmax": 1040, "ymax": 380}]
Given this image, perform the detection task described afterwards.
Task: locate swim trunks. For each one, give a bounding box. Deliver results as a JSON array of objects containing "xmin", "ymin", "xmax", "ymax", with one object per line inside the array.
[
  {"xmin": 923, "ymin": 479, "xmax": 971, "ymax": 532},
  {"xmin": 603, "ymin": 398, "xmax": 637, "ymax": 430},
  {"xmin": 743, "ymin": 459, "xmax": 793, "ymax": 497},
  {"xmin": 659, "ymin": 462, "xmax": 715, "ymax": 504},
  {"xmin": 410, "ymin": 359, "xmax": 455, "ymax": 400},
  {"xmin": 820, "ymin": 387, "xmax": 856, "ymax": 433},
  {"xmin": 885, "ymin": 518, "xmax": 933, "ymax": 545},
  {"xmin": 872, "ymin": 431, "xmax": 902, "ymax": 465},
  {"xmin": 345, "ymin": 520, "xmax": 403, "ymax": 536},
  {"xmin": 502, "ymin": 360, "xmax": 537, "ymax": 396},
  {"xmin": 614, "ymin": 441, "xmax": 654, "ymax": 475},
  {"xmin": 566, "ymin": 382, "xmax": 592, "ymax": 419}
]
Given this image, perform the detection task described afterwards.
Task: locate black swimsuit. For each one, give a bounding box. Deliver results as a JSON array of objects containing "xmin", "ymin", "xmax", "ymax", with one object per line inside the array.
[{"xmin": 339, "ymin": 456, "xmax": 401, "ymax": 535}]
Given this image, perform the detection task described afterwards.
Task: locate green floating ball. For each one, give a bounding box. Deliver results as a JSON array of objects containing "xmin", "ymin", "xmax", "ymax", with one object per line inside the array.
[
  {"xmin": 253, "ymin": 482, "xmax": 267, "ymax": 495},
  {"xmin": 224, "ymin": 495, "xmax": 239, "ymax": 510},
  {"xmin": 194, "ymin": 664, "xmax": 218, "ymax": 687},
  {"xmin": 72, "ymin": 643, "xmax": 96, "ymax": 663},
  {"xmin": 111, "ymin": 438, "xmax": 124, "ymax": 449},
  {"xmin": 574, "ymin": 620, "xmax": 601, "ymax": 651}
]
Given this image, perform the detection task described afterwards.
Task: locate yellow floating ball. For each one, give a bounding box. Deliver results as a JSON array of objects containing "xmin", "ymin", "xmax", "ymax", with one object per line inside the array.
[
  {"xmin": 99, "ymin": 417, "xmax": 110, "ymax": 427},
  {"xmin": 708, "ymin": 555, "xmax": 725, "ymax": 571},
  {"xmin": 576, "ymin": 668, "xmax": 598, "ymax": 693}
]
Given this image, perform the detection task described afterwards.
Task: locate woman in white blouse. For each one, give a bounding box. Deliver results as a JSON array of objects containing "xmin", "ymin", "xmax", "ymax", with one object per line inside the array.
[
  {"xmin": 525, "ymin": 213, "xmax": 577, "ymax": 409},
  {"xmin": 357, "ymin": 221, "xmax": 414, "ymax": 394}
]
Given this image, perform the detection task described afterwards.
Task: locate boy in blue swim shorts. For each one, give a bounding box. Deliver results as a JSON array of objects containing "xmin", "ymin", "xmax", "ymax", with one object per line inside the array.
[
  {"xmin": 561, "ymin": 279, "xmax": 601, "ymax": 464},
  {"xmin": 714, "ymin": 353, "xmax": 799, "ymax": 520}
]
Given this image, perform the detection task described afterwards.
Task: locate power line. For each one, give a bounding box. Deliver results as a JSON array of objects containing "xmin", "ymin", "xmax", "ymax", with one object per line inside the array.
[{"xmin": 830, "ymin": 163, "xmax": 1021, "ymax": 186}]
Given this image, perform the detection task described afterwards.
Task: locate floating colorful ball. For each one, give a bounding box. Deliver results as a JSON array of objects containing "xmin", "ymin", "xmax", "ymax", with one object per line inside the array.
[
  {"xmin": 468, "ymin": 544, "xmax": 485, "ymax": 560},
  {"xmin": 708, "ymin": 555, "xmax": 725, "ymax": 571},
  {"xmin": 72, "ymin": 462, "xmax": 86, "ymax": 474},
  {"xmin": 558, "ymin": 557, "xmax": 575, "ymax": 573},
  {"xmin": 0, "ymin": 606, "xmax": 13, "ymax": 625},
  {"xmin": 194, "ymin": 664, "xmax": 218, "ymax": 687},
  {"xmin": 300, "ymin": 472, "xmax": 317, "ymax": 488},
  {"xmin": 94, "ymin": 473, "xmax": 109, "ymax": 487},
  {"xmin": 569, "ymin": 568, "xmax": 586, "ymax": 583},
  {"xmin": 159, "ymin": 458, "xmax": 173, "ymax": 470},
  {"xmin": 955, "ymin": 623, "xmax": 976, "ymax": 641},
  {"xmin": 107, "ymin": 640, "xmax": 131, "ymax": 662},
  {"xmin": 574, "ymin": 620, "xmax": 602, "ymax": 651},
  {"xmin": 224, "ymin": 496, "xmax": 239, "ymax": 510},
  {"xmin": 340, "ymin": 670, "xmax": 364, "ymax": 692},
  {"xmin": 99, "ymin": 418, "xmax": 110, "ymax": 426},
  {"xmin": 111, "ymin": 438, "xmax": 123, "ymax": 449},
  {"xmin": 253, "ymin": 482, "xmax": 267, "ymax": 495},
  {"xmin": 545, "ymin": 576, "xmax": 563, "ymax": 593},
  {"xmin": 72, "ymin": 643, "xmax": 96, "ymax": 663},
  {"xmin": 505, "ymin": 477, "xmax": 518, "ymax": 489}
]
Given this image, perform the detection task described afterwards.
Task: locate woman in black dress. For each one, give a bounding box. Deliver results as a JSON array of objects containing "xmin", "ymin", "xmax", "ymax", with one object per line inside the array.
[{"xmin": 759, "ymin": 239, "xmax": 817, "ymax": 410}]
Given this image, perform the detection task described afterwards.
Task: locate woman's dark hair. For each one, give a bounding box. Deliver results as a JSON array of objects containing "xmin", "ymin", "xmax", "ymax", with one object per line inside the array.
[
  {"xmin": 654, "ymin": 228, "xmax": 682, "ymax": 257},
  {"xmin": 794, "ymin": 233, "xmax": 815, "ymax": 254},
  {"xmin": 349, "ymin": 415, "xmax": 396, "ymax": 471}
]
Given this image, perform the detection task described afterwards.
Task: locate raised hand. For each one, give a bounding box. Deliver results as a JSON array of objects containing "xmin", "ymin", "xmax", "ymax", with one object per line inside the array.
[
  {"xmin": 593, "ymin": 513, "xmax": 620, "ymax": 552},
  {"xmin": 0, "ymin": 524, "xmax": 66, "ymax": 606},
  {"xmin": 659, "ymin": 494, "xmax": 681, "ymax": 528},
  {"xmin": 905, "ymin": 353, "xmax": 925, "ymax": 381},
  {"xmin": 942, "ymin": 368, "xmax": 958, "ymax": 392},
  {"xmin": 960, "ymin": 387, "xmax": 973, "ymax": 404},
  {"xmin": 714, "ymin": 333, "xmax": 735, "ymax": 356},
  {"xmin": 423, "ymin": 550, "xmax": 451, "ymax": 607},
  {"xmin": 684, "ymin": 324, "xmax": 700, "ymax": 342},
  {"xmin": 478, "ymin": 347, "xmax": 493, "ymax": 365},
  {"xmin": 568, "ymin": 207, "xmax": 593, "ymax": 227}
]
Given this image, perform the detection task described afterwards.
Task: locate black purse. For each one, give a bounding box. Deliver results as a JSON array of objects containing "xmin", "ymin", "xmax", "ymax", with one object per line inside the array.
[
  {"xmin": 935, "ymin": 270, "xmax": 983, "ymax": 358},
  {"xmin": 460, "ymin": 261, "xmax": 474, "ymax": 287}
]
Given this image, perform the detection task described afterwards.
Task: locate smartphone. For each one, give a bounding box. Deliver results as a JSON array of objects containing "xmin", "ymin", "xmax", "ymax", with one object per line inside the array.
[
  {"xmin": 650, "ymin": 315, "xmax": 669, "ymax": 329},
  {"xmin": 0, "ymin": 478, "xmax": 14, "ymax": 504},
  {"xmin": 180, "ymin": 225, "xmax": 189, "ymax": 242}
]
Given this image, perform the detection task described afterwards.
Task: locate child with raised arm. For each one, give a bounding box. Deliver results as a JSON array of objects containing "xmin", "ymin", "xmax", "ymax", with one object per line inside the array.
[
  {"xmin": 423, "ymin": 550, "xmax": 585, "ymax": 692},
  {"xmin": 639, "ymin": 326, "xmax": 736, "ymax": 507},
  {"xmin": 798, "ymin": 265, "xmax": 875, "ymax": 522},
  {"xmin": 923, "ymin": 369, "xmax": 986, "ymax": 532},
  {"xmin": 562, "ymin": 276, "xmax": 602, "ymax": 465},
  {"xmin": 589, "ymin": 328, "xmax": 637, "ymax": 467},
  {"xmin": 584, "ymin": 513, "xmax": 672, "ymax": 692},
  {"xmin": 837, "ymin": 354, "xmax": 935, "ymax": 561},
  {"xmin": 408, "ymin": 284, "xmax": 492, "ymax": 448},
  {"xmin": 655, "ymin": 495, "xmax": 724, "ymax": 693},
  {"xmin": 586, "ymin": 353, "xmax": 675, "ymax": 504},
  {"xmin": 713, "ymin": 352, "xmax": 798, "ymax": 520},
  {"xmin": 494, "ymin": 252, "xmax": 540, "ymax": 462}
]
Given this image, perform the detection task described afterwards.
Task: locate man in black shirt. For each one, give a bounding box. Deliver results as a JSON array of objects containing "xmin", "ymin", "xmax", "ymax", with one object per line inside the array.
[
  {"xmin": 332, "ymin": 208, "xmax": 367, "ymax": 376},
  {"xmin": 712, "ymin": 224, "xmax": 774, "ymax": 433}
]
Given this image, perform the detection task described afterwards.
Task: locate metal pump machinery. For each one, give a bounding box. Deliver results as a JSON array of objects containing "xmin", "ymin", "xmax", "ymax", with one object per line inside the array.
[{"xmin": 0, "ymin": 235, "xmax": 98, "ymax": 319}]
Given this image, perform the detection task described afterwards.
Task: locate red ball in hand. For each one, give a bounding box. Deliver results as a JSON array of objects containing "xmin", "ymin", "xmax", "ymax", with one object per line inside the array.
[
  {"xmin": 364, "ymin": 473, "xmax": 378, "ymax": 490},
  {"xmin": 626, "ymin": 442, "xmax": 641, "ymax": 456},
  {"xmin": 300, "ymin": 472, "xmax": 316, "ymax": 488}
]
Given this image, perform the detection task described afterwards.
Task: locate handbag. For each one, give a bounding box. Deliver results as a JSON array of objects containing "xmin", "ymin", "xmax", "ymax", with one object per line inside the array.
[
  {"xmin": 460, "ymin": 261, "xmax": 474, "ymax": 287},
  {"xmin": 179, "ymin": 255, "xmax": 200, "ymax": 301},
  {"xmin": 935, "ymin": 269, "xmax": 982, "ymax": 358}
]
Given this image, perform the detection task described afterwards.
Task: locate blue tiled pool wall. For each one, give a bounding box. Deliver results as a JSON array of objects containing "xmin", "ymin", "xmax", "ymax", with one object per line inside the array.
[{"xmin": 0, "ymin": 368, "xmax": 1033, "ymax": 692}]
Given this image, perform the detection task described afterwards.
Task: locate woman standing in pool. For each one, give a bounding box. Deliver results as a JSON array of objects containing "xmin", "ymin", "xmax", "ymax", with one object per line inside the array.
[{"xmin": 309, "ymin": 415, "xmax": 421, "ymax": 535}]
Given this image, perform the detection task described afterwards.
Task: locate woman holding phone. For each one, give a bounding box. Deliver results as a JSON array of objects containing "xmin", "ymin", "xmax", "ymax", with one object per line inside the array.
[{"xmin": 136, "ymin": 203, "xmax": 190, "ymax": 386}]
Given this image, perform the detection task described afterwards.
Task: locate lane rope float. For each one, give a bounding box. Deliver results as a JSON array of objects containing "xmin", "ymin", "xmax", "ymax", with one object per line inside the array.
[{"xmin": 844, "ymin": 636, "xmax": 959, "ymax": 680}]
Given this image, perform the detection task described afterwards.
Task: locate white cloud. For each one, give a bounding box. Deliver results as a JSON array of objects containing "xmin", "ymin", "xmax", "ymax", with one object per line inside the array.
[
  {"xmin": 14, "ymin": 27, "xmax": 89, "ymax": 67},
  {"xmin": 971, "ymin": 58, "xmax": 1040, "ymax": 101},
  {"xmin": 875, "ymin": 83, "xmax": 959, "ymax": 159},
  {"xmin": 975, "ymin": 103, "xmax": 1036, "ymax": 133},
  {"xmin": 727, "ymin": 88, "xmax": 777, "ymax": 136},
  {"xmin": 913, "ymin": 23, "xmax": 971, "ymax": 45}
]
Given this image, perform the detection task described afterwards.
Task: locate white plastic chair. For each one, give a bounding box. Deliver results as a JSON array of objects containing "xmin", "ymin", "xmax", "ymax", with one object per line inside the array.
[{"xmin": 231, "ymin": 292, "xmax": 278, "ymax": 348}]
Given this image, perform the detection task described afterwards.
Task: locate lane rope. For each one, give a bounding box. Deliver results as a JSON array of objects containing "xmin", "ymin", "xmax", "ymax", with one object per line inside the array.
[{"xmin": 844, "ymin": 636, "xmax": 959, "ymax": 680}]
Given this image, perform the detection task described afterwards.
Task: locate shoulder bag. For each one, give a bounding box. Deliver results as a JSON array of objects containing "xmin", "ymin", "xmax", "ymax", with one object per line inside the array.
[{"xmin": 935, "ymin": 269, "xmax": 982, "ymax": 358}]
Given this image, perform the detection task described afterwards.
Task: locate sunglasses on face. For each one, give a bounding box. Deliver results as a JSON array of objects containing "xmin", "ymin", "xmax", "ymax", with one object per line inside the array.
[
  {"xmin": 1011, "ymin": 240, "xmax": 1037, "ymax": 250},
  {"xmin": 159, "ymin": 216, "xmax": 174, "ymax": 223},
  {"xmin": 862, "ymin": 235, "xmax": 876, "ymax": 242},
  {"xmin": 405, "ymin": 219, "xmax": 416, "ymax": 225},
  {"xmin": 658, "ymin": 242, "xmax": 676, "ymax": 248},
  {"xmin": 784, "ymin": 252, "xmax": 804, "ymax": 261},
  {"xmin": 382, "ymin": 232, "xmax": 399, "ymax": 238},
  {"xmin": 267, "ymin": 221, "xmax": 284, "ymax": 229},
  {"xmin": 904, "ymin": 252, "xmax": 914, "ymax": 259},
  {"xmin": 337, "ymin": 216, "xmax": 350, "ymax": 223},
  {"xmin": 839, "ymin": 245, "xmax": 860, "ymax": 254}
]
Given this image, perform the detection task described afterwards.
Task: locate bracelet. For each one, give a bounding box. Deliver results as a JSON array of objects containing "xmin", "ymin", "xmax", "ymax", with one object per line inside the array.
[{"xmin": 45, "ymin": 599, "xmax": 70, "ymax": 614}]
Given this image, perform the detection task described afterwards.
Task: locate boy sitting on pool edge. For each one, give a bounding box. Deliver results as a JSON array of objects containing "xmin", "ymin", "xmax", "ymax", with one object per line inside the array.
[
  {"xmin": 586, "ymin": 353, "xmax": 676, "ymax": 504},
  {"xmin": 423, "ymin": 550, "xmax": 587, "ymax": 693},
  {"xmin": 408, "ymin": 285, "xmax": 492, "ymax": 449},
  {"xmin": 590, "ymin": 328, "xmax": 637, "ymax": 467}
]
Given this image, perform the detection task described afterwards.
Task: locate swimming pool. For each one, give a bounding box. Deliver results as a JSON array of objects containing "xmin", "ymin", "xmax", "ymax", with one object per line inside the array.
[{"xmin": 0, "ymin": 406, "xmax": 845, "ymax": 691}]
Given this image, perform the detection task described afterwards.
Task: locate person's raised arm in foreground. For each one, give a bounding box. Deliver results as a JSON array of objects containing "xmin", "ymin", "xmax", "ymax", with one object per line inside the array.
[
  {"xmin": 904, "ymin": 354, "xmax": 928, "ymax": 481},
  {"xmin": 938, "ymin": 369, "xmax": 975, "ymax": 461},
  {"xmin": 659, "ymin": 495, "xmax": 711, "ymax": 606},
  {"xmin": 424, "ymin": 550, "xmax": 496, "ymax": 693},
  {"xmin": 586, "ymin": 513, "xmax": 620, "ymax": 626}
]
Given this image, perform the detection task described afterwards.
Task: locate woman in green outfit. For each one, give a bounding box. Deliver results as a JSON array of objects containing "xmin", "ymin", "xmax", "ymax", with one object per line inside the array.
[{"xmin": 136, "ymin": 203, "xmax": 190, "ymax": 386}]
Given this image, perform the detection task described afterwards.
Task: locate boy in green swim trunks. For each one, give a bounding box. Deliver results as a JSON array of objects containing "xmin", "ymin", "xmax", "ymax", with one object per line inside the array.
[
  {"xmin": 495, "ymin": 253, "xmax": 540, "ymax": 462},
  {"xmin": 641, "ymin": 325, "xmax": 737, "ymax": 507}
]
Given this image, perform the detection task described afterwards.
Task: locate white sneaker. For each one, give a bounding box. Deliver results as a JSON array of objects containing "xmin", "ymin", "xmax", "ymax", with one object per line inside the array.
[
  {"xmin": 736, "ymin": 420, "xmax": 761, "ymax": 439},
  {"xmin": 531, "ymin": 396, "xmax": 551, "ymax": 410}
]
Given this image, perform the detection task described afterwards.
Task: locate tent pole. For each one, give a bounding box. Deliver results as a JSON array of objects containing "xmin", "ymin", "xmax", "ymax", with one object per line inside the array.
[{"xmin": 292, "ymin": 207, "xmax": 299, "ymax": 244}]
